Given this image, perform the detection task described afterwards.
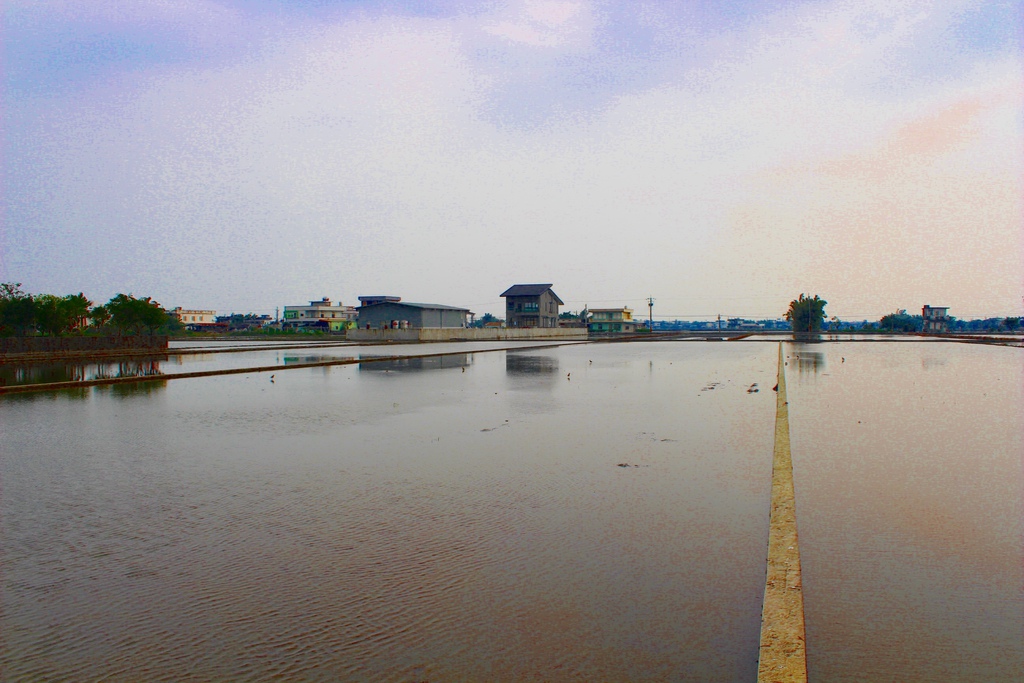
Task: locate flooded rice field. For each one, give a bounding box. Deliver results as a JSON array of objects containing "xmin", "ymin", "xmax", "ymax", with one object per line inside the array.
[
  {"xmin": 1, "ymin": 339, "xmax": 1021, "ymax": 681},
  {"xmin": 786, "ymin": 342, "xmax": 1024, "ymax": 681},
  {"xmin": 1, "ymin": 342, "xmax": 777, "ymax": 681}
]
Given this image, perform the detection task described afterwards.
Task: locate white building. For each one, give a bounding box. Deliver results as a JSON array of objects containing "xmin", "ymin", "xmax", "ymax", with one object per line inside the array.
[
  {"xmin": 282, "ymin": 297, "xmax": 357, "ymax": 331},
  {"xmin": 171, "ymin": 307, "xmax": 217, "ymax": 325}
]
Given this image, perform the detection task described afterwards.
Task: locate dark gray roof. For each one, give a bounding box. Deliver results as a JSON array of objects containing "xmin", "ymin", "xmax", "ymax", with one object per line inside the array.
[
  {"xmin": 500, "ymin": 284, "xmax": 562, "ymax": 305},
  {"xmin": 358, "ymin": 301, "xmax": 470, "ymax": 312}
]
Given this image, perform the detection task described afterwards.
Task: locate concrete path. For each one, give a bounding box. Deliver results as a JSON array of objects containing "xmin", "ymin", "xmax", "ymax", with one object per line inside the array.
[{"xmin": 757, "ymin": 343, "xmax": 808, "ymax": 682}]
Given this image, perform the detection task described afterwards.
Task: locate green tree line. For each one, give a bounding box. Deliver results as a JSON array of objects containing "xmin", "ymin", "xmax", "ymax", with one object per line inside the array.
[{"xmin": 0, "ymin": 283, "xmax": 179, "ymax": 337}]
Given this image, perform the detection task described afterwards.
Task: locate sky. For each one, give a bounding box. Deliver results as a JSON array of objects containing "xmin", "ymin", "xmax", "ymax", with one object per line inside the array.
[{"xmin": 2, "ymin": 0, "xmax": 1022, "ymax": 321}]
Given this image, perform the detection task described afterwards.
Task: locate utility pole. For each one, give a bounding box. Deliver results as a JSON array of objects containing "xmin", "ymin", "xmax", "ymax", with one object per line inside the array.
[
  {"xmin": 717, "ymin": 314, "xmax": 722, "ymax": 331},
  {"xmin": 647, "ymin": 297, "xmax": 654, "ymax": 331}
]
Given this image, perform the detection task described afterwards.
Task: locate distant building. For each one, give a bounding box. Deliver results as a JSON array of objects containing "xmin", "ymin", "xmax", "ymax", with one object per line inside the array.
[
  {"xmin": 558, "ymin": 313, "xmax": 587, "ymax": 329},
  {"xmin": 588, "ymin": 307, "xmax": 637, "ymax": 334},
  {"xmin": 215, "ymin": 314, "xmax": 274, "ymax": 332},
  {"xmin": 501, "ymin": 284, "xmax": 563, "ymax": 328},
  {"xmin": 171, "ymin": 307, "xmax": 222, "ymax": 331},
  {"xmin": 356, "ymin": 296, "xmax": 471, "ymax": 329},
  {"xmin": 358, "ymin": 295, "xmax": 403, "ymax": 306},
  {"xmin": 922, "ymin": 305, "xmax": 950, "ymax": 333},
  {"xmin": 171, "ymin": 307, "xmax": 217, "ymax": 325},
  {"xmin": 282, "ymin": 297, "xmax": 357, "ymax": 332}
]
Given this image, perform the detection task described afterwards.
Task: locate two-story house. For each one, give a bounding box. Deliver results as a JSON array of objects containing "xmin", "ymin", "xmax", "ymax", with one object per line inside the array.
[
  {"xmin": 501, "ymin": 284, "xmax": 563, "ymax": 328},
  {"xmin": 922, "ymin": 305, "xmax": 950, "ymax": 333},
  {"xmin": 588, "ymin": 307, "xmax": 636, "ymax": 334}
]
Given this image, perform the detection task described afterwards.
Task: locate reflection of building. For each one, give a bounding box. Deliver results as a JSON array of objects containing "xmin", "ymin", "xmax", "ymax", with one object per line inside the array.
[
  {"xmin": 922, "ymin": 305, "xmax": 950, "ymax": 333},
  {"xmin": 356, "ymin": 296, "xmax": 471, "ymax": 329},
  {"xmin": 501, "ymin": 284, "xmax": 563, "ymax": 328},
  {"xmin": 282, "ymin": 298, "xmax": 357, "ymax": 332},
  {"xmin": 359, "ymin": 354, "xmax": 470, "ymax": 372},
  {"xmin": 588, "ymin": 307, "xmax": 636, "ymax": 334},
  {"xmin": 505, "ymin": 353, "xmax": 559, "ymax": 374}
]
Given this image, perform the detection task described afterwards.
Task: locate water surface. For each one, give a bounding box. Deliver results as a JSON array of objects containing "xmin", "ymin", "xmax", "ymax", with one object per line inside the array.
[
  {"xmin": 1, "ymin": 342, "xmax": 776, "ymax": 681},
  {"xmin": 786, "ymin": 342, "xmax": 1024, "ymax": 682}
]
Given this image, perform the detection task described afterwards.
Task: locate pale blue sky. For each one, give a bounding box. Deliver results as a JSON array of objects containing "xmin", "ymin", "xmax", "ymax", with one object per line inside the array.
[{"xmin": 3, "ymin": 0, "xmax": 1022, "ymax": 319}]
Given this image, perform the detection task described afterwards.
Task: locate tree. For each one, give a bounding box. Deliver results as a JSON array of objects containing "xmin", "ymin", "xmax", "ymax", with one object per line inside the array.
[
  {"xmin": 89, "ymin": 304, "xmax": 111, "ymax": 330},
  {"xmin": 471, "ymin": 312, "xmax": 501, "ymax": 328},
  {"xmin": 0, "ymin": 282, "xmax": 36, "ymax": 336},
  {"xmin": 61, "ymin": 293, "xmax": 92, "ymax": 333},
  {"xmin": 32, "ymin": 293, "xmax": 93, "ymax": 336},
  {"xmin": 879, "ymin": 309, "xmax": 921, "ymax": 333},
  {"xmin": 785, "ymin": 294, "xmax": 827, "ymax": 337},
  {"xmin": 106, "ymin": 294, "xmax": 167, "ymax": 335},
  {"xmin": 1002, "ymin": 317, "xmax": 1020, "ymax": 332},
  {"xmin": 33, "ymin": 294, "xmax": 65, "ymax": 336}
]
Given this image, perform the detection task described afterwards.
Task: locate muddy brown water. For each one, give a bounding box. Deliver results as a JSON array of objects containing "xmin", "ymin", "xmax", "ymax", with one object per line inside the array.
[
  {"xmin": 787, "ymin": 342, "xmax": 1024, "ymax": 682},
  {"xmin": 1, "ymin": 342, "xmax": 776, "ymax": 681},
  {"xmin": 2, "ymin": 340, "xmax": 1021, "ymax": 681}
]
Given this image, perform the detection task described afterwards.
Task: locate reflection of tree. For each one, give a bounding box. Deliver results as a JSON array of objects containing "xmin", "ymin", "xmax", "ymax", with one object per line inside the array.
[
  {"xmin": 116, "ymin": 359, "xmax": 163, "ymax": 378},
  {"xmin": 0, "ymin": 356, "xmax": 165, "ymax": 387},
  {"xmin": 792, "ymin": 350, "xmax": 825, "ymax": 374},
  {"xmin": 101, "ymin": 380, "xmax": 167, "ymax": 397}
]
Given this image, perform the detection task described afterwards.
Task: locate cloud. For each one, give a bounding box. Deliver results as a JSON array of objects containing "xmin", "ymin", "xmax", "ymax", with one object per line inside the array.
[
  {"xmin": 2, "ymin": 0, "xmax": 1021, "ymax": 318},
  {"xmin": 483, "ymin": 1, "xmax": 591, "ymax": 47}
]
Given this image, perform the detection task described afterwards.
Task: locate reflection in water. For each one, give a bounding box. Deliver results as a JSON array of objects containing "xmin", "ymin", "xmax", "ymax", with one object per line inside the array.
[
  {"xmin": 505, "ymin": 353, "xmax": 559, "ymax": 375},
  {"xmin": 0, "ymin": 356, "xmax": 166, "ymax": 386},
  {"xmin": 359, "ymin": 354, "xmax": 470, "ymax": 372},
  {"xmin": 788, "ymin": 343, "xmax": 1024, "ymax": 681},
  {"xmin": 284, "ymin": 355, "xmax": 355, "ymax": 365},
  {"xmin": 96, "ymin": 379, "xmax": 167, "ymax": 397},
  {"xmin": 0, "ymin": 343, "xmax": 779, "ymax": 681},
  {"xmin": 792, "ymin": 332, "xmax": 822, "ymax": 343},
  {"xmin": 791, "ymin": 349, "xmax": 824, "ymax": 374}
]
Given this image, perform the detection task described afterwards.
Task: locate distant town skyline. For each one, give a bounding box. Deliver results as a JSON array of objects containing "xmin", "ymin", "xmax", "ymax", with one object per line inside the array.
[{"xmin": 3, "ymin": 0, "xmax": 1021, "ymax": 320}]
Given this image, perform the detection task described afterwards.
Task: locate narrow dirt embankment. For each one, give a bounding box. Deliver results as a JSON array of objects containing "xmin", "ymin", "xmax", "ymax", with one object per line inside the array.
[{"xmin": 757, "ymin": 343, "xmax": 808, "ymax": 682}]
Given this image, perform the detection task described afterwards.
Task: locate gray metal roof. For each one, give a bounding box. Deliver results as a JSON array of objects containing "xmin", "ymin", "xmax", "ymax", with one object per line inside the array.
[
  {"xmin": 358, "ymin": 301, "xmax": 470, "ymax": 312},
  {"xmin": 500, "ymin": 284, "xmax": 562, "ymax": 304}
]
